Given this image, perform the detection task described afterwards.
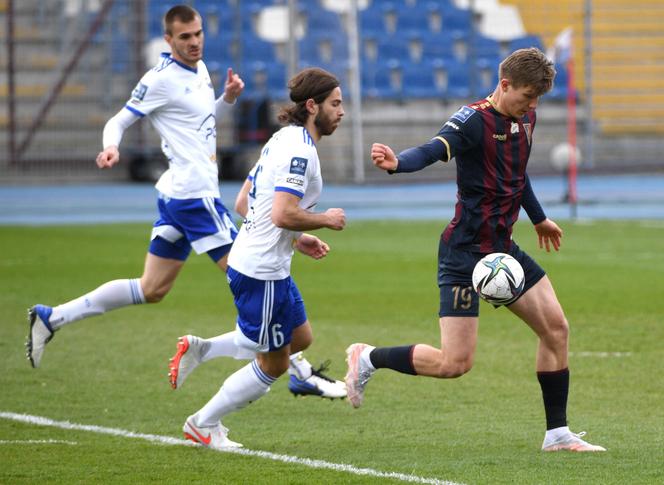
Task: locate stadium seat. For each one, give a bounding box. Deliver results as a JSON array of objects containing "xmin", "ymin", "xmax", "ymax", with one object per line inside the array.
[
  {"xmin": 469, "ymin": 35, "xmax": 504, "ymax": 63},
  {"xmin": 376, "ymin": 37, "xmax": 411, "ymax": 64},
  {"xmin": 446, "ymin": 60, "xmax": 472, "ymax": 98},
  {"xmin": 241, "ymin": 35, "xmax": 277, "ymax": 62},
  {"xmin": 298, "ymin": 33, "xmax": 348, "ymax": 65},
  {"xmin": 421, "ymin": 31, "xmax": 463, "ymax": 63},
  {"xmin": 507, "ymin": 34, "xmax": 545, "ymax": 52},
  {"xmin": 401, "ymin": 60, "xmax": 448, "ymax": 99},
  {"xmin": 362, "ymin": 59, "xmax": 402, "ymax": 99},
  {"xmin": 305, "ymin": 8, "xmax": 343, "ymax": 34},
  {"xmin": 442, "ymin": 7, "xmax": 473, "ymax": 33}
]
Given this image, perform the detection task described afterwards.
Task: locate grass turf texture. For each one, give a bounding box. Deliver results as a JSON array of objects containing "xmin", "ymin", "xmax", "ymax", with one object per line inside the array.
[{"xmin": 1, "ymin": 220, "xmax": 663, "ymax": 484}]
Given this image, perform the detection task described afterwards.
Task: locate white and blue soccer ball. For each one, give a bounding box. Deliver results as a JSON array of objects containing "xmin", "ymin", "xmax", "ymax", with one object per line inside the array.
[{"xmin": 472, "ymin": 253, "xmax": 525, "ymax": 305}]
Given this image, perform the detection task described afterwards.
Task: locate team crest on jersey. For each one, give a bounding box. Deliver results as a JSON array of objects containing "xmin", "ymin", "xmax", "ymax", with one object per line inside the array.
[
  {"xmin": 131, "ymin": 82, "xmax": 148, "ymax": 101},
  {"xmin": 523, "ymin": 123, "xmax": 532, "ymax": 145},
  {"xmin": 289, "ymin": 157, "xmax": 308, "ymax": 175},
  {"xmin": 451, "ymin": 106, "xmax": 476, "ymax": 123}
]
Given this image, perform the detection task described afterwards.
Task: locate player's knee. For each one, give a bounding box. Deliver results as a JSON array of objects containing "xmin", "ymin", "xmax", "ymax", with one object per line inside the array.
[
  {"xmin": 543, "ymin": 315, "xmax": 569, "ymax": 346},
  {"xmin": 435, "ymin": 357, "xmax": 473, "ymax": 378},
  {"xmin": 142, "ymin": 283, "xmax": 171, "ymax": 303}
]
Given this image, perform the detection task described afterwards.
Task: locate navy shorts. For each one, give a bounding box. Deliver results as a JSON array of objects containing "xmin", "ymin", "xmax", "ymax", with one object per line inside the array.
[
  {"xmin": 149, "ymin": 193, "xmax": 238, "ymax": 262},
  {"xmin": 437, "ymin": 239, "xmax": 546, "ymax": 317},
  {"xmin": 227, "ymin": 266, "xmax": 308, "ymax": 352}
]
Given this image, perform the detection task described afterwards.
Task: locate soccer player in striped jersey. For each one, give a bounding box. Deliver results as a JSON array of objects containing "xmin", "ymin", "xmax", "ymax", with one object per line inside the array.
[
  {"xmin": 180, "ymin": 68, "xmax": 346, "ymax": 449},
  {"xmin": 346, "ymin": 48, "xmax": 605, "ymax": 452},
  {"xmin": 25, "ymin": 5, "xmax": 342, "ymax": 398}
]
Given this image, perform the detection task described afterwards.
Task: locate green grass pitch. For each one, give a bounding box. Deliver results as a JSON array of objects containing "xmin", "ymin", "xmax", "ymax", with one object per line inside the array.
[{"xmin": 1, "ymin": 220, "xmax": 663, "ymax": 484}]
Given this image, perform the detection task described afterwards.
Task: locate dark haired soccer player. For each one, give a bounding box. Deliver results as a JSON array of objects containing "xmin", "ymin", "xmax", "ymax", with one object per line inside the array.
[
  {"xmin": 346, "ymin": 48, "xmax": 605, "ymax": 452},
  {"xmin": 179, "ymin": 67, "xmax": 346, "ymax": 449}
]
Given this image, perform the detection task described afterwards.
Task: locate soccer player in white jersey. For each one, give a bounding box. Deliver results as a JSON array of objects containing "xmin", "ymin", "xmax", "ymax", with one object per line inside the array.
[
  {"xmin": 180, "ymin": 67, "xmax": 346, "ymax": 449},
  {"xmin": 24, "ymin": 5, "xmax": 343, "ymax": 397}
]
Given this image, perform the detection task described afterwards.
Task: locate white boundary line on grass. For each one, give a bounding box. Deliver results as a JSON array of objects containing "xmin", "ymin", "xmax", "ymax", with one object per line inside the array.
[
  {"xmin": 1, "ymin": 411, "xmax": 464, "ymax": 485},
  {"xmin": 0, "ymin": 439, "xmax": 78, "ymax": 445}
]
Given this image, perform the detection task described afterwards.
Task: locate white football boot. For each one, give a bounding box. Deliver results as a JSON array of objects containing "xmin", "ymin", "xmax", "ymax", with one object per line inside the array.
[
  {"xmin": 344, "ymin": 343, "xmax": 376, "ymax": 408},
  {"xmin": 26, "ymin": 305, "xmax": 55, "ymax": 368},
  {"xmin": 542, "ymin": 429, "xmax": 606, "ymax": 452},
  {"xmin": 183, "ymin": 414, "xmax": 243, "ymax": 450},
  {"xmin": 169, "ymin": 335, "xmax": 206, "ymax": 389}
]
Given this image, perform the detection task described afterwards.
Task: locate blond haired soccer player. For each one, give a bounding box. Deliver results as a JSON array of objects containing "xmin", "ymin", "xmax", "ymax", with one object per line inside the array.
[
  {"xmin": 26, "ymin": 5, "xmax": 344, "ymax": 399},
  {"xmin": 179, "ymin": 67, "xmax": 346, "ymax": 449},
  {"xmin": 346, "ymin": 48, "xmax": 605, "ymax": 453}
]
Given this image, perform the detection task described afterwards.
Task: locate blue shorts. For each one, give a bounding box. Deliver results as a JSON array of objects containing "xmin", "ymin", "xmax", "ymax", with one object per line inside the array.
[
  {"xmin": 149, "ymin": 193, "xmax": 238, "ymax": 262},
  {"xmin": 437, "ymin": 240, "xmax": 546, "ymax": 317},
  {"xmin": 227, "ymin": 266, "xmax": 307, "ymax": 352}
]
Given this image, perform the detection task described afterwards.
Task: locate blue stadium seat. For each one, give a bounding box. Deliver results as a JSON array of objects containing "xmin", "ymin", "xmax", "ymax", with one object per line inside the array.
[
  {"xmin": 305, "ymin": 9, "xmax": 343, "ymax": 34},
  {"xmin": 393, "ymin": 5, "xmax": 433, "ymax": 36},
  {"xmin": 298, "ymin": 33, "xmax": 348, "ymax": 65},
  {"xmin": 205, "ymin": 32, "xmax": 235, "ymax": 66},
  {"xmin": 242, "ymin": 60, "xmax": 287, "ymax": 100},
  {"xmin": 241, "ymin": 35, "xmax": 276, "ymax": 62},
  {"xmin": 401, "ymin": 61, "xmax": 447, "ymax": 99},
  {"xmin": 445, "ymin": 60, "xmax": 472, "ymax": 98},
  {"xmin": 507, "ymin": 34, "xmax": 544, "ymax": 52},
  {"xmin": 469, "ymin": 35, "xmax": 504, "ymax": 64},
  {"xmin": 421, "ymin": 32, "xmax": 460, "ymax": 63},
  {"xmin": 359, "ymin": 3, "xmax": 389, "ymax": 35},
  {"xmin": 376, "ymin": 37, "xmax": 411, "ymax": 64},
  {"xmin": 442, "ymin": 7, "xmax": 473, "ymax": 33},
  {"xmin": 362, "ymin": 59, "xmax": 402, "ymax": 99}
]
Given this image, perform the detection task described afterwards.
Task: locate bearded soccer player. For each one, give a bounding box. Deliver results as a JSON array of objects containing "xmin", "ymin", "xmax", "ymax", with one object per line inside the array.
[
  {"xmin": 179, "ymin": 67, "xmax": 347, "ymax": 449},
  {"xmin": 346, "ymin": 48, "xmax": 605, "ymax": 452}
]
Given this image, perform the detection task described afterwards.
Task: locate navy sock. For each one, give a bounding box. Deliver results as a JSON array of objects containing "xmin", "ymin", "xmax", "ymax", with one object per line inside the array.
[
  {"xmin": 369, "ymin": 345, "xmax": 417, "ymax": 375},
  {"xmin": 537, "ymin": 368, "xmax": 569, "ymax": 430}
]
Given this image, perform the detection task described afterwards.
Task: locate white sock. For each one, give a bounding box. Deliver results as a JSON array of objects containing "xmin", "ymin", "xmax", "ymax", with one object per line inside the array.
[
  {"xmin": 49, "ymin": 279, "xmax": 145, "ymax": 330},
  {"xmin": 545, "ymin": 426, "xmax": 571, "ymax": 440},
  {"xmin": 360, "ymin": 345, "xmax": 377, "ymax": 371},
  {"xmin": 201, "ymin": 331, "xmax": 256, "ymax": 362},
  {"xmin": 196, "ymin": 360, "xmax": 276, "ymax": 426},
  {"xmin": 288, "ymin": 351, "xmax": 312, "ymax": 380}
]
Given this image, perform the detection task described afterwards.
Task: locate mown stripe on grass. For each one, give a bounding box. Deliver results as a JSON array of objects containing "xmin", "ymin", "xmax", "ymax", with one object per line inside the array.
[{"xmin": 0, "ymin": 411, "xmax": 463, "ymax": 485}]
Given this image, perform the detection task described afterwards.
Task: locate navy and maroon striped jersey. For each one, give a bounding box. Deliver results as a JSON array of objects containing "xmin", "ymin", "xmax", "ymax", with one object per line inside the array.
[{"xmin": 437, "ymin": 97, "xmax": 536, "ymax": 253}]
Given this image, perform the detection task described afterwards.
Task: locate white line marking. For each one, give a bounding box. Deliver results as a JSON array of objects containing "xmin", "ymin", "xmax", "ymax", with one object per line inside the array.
[
  {"xmin": 0, "ymin": 439, "xmax": 78, "ymax": 445},
  {"xmin": 0, "ymin": 411, "xmax": 463, "ymax": 485},
  {"xmin": 570, "ymin": 351, "xmax": 632, "ymax": 358}
]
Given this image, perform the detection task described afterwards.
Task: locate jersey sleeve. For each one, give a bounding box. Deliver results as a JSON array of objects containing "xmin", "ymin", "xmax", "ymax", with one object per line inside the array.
[
  {"xmin": 273, "ymin": 143, "xmax": 316, "ymax": 199},
  {"xmin": 434, "ymin": 105, "xmax": 482, "ymax": 160},
  {"xmin": 124, "ymin": 70, "xmax": 169, "ymax": 118}
]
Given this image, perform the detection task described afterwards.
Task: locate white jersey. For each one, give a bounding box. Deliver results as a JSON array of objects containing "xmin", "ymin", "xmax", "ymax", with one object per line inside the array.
[
  {"xmin": 125, "ymin": 53, "xmax": 219, "ymax": 199},
  {"xmin": 228, "ymin": 125, "xmax": 322, "ymax": 280}
]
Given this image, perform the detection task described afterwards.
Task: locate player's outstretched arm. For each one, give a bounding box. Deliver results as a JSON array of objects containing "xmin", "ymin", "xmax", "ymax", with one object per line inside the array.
[
  {"xmin": 294, "ymin": 233, "xmax": 330, "ymax": 260},
  {"xmin": 371, "ymin": 143, "xmax": 398, "ymax": 171},
  {"xmin": 534, "ymin": 218, "xmax": 563, "ymax": 252}
]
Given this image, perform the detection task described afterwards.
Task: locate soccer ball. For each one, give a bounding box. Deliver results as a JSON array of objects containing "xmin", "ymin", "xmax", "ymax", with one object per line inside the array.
[{"xmin": 472, "ymin": 253, "xmax": 525, "ymax": 305}]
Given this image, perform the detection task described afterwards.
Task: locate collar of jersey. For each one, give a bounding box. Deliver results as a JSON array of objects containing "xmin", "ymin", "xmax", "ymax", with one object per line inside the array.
[{"xmin": 161, "ymin": 52, "xmax": 198, "ymax": 73}]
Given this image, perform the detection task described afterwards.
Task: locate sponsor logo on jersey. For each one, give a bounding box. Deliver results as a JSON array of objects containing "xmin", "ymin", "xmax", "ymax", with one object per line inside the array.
[
  {"xmin": 286, "ymin": 177, "xmax": 304, "ymax": 186},
  {"xmin": 493, "ymin": 133, "xmax": 507, "ymax": 141},
  {"xmin": 131, "ymin": 82, "xmax": 148, "ymax": 101},
  {"xmin": 451, "ymin": 106, "xmax": 476, "ymax": 123},
  {"xmin": 444, "ymin": 121, "xmax": 460, "ymax": 130},
  {"xmin": 289, "ymin": 157, "xmax": 308, "ymax": 175}
]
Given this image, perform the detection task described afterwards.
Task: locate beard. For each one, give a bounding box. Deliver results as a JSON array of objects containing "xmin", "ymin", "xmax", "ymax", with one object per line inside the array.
[{"xmin": 314, "ymin": 111, "xmax": 338, "ymax": 137}]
